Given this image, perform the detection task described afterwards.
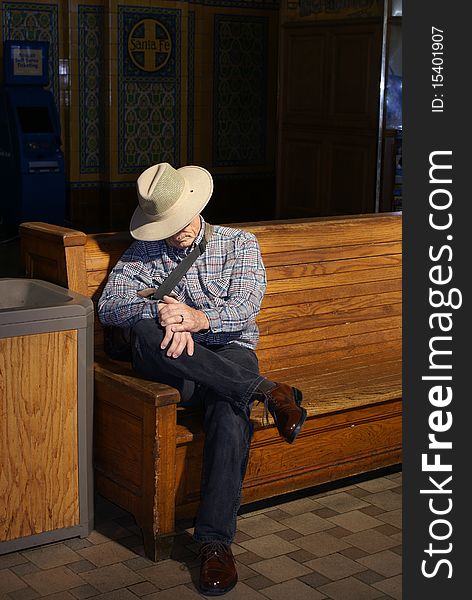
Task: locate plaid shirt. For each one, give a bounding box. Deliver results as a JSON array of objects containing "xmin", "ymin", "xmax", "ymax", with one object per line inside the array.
[{"xmin": 97, "ymin": 217, "xmax": 267, "ymax": 349}]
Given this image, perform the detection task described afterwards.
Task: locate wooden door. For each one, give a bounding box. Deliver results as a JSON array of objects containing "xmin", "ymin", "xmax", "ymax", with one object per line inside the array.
[{"xmin": 277, "ymin": 21, "xmax": 382, "ymax": 217}]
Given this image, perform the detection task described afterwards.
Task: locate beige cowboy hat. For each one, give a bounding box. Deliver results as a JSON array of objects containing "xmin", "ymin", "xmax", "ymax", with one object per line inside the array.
[{"xmin": 130, "ymin": 162, "xmax": 213, "ymax": 241}]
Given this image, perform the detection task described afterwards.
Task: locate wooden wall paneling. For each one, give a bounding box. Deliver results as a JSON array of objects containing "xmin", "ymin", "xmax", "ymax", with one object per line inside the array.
[
  {"xmin": 277, "ymin": 20, "xmax": 383, "ymax": 217},
  {"xmin": 0, "ymin": 331, "xmax": 79, "ymax": 542}
]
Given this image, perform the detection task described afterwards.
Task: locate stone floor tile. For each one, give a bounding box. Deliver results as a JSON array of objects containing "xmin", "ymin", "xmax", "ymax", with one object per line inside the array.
[
  {"xmin": 346, "ymin": 488, "xmax": 372, "ymax": 499},
  {"xmin": 230, "ymin": 543, "xmax": 247, "ymax": 557},
  {"xmin": 210, "ymin": 581, "xmax": 268, "ymax": 600},
  {"xmin": 126, "ymin": 581, "xmax": 159, "ymax": 596},
  {"xmin": 276, "ymin": 498, "xmax": 323, "ymax": 515},
  {"xmin": 291, "ymin": 531, "xmax": 352, "ymax": 557},
  {"xmin": 64, "ymin": 539, "xmax": 94, "ymax": 551},
  {"xmin": 286, "ymin": 549, "xmax": 317, "ymax": 563},
  {"xmin": 343, "ymin": 530, "xmax": 398, "ymax": 554},
  {"xmin": 139, "ymin": 559, "xmax": 191, "ymax": 589},
  {"xmin": 260, "ymin": 578, "xmax": 327, "ymax": 600},
  {"xmin": 339, "ymin": 547, "xmax": 369, "ymax": 560},
  {"xmin": 278, "ymin": 513, "xmax": 336, "ymax": 535},
  {"xmin": 298, "ymin": 571, "xmax": 332, "ymax": 589},
  {"xmin": 386, "ymin": 472, "xmax": 402, "ymax": 481},
  {"xmin": 7, "ymin": 586, "xmax": 40, "ymax": 600},
  {"xmin": 235, "ymin": 550, "xmax": 266, "ymax": 566},
  {"xmin": 375, "ymin": 524, "xmax": 401, "ymax": 537},
  {"xmin": 357, "ymin": 549, "xmax": 402, "ymax": 577},
  {"xmin": 233, "ymin": 530, "xmax": 252, "ymax": 544},
  {"xmin": 0, "ymin": 570, "xmax": 28, "ymax": 594},
  {"xmin": 10, "ymin": 562, "xmax": 41, "ymax": 576},
  {"xmin": 234, "ymin": 562, "xmax": 258, "ymax": 581},
  {"xmin": 0, "ymin": 554, "xmax": 29, "ymax": 569},
  {"xmin": 328, "ymin": 510, "xmax": 384, "ymax": 533},
  {"xmin": 121, "ymin": 557, "xmax": 154, "ymax": 572},
  {"xmin": 360, "ymin": 506, "xmax": 387, "ymax": 517},
  {"xmin": 239, "ymin": 507, "xmax": 279, "ymax": 519},
  {"xmin": 364, "ymin": 491, "xmax": 402, "ymax": 512},
  {"xmin": 354, "ymin": 569, "xmax": 385, "ymax": 584},
  {"xmin": 84, "ymin": 590, "xmax": 137, "ymax": 600},
  {"xmin": 92, "ymin": 523, "xmax": 133, "ymax": 543},
  {"xmin": 22, "ymin": 544, "xmax": 83, "ymax": 570},
  {"xmin": 78, "ymin": 541, "xmax": 138, "ymax": 567},
  {"xmin": 144, "ymin": 584, "xmax": 203, "ymax": 600},
  {"xmin": 305, "ymin": 552, "xmax": 367, "ymax": 580},
  {"xmin": 85, "ymin": 532, "xmax": 111, "ymax": 547},
  {"xmin": 390, "ymin": 545, "xmax": 402, "ymax": 556},
  {"xmin": 40, "ymin": 592, "xmax": 77, "ymax": 600},
  {"xmin": 313, "ymin": 507, "xmax": 339, "ymax": 519},
  {"xmin": 391, "ymin": 532, "xmax": 402, "ymax": 544},
  {"xmin": 79, "ymin": 563, "xmax": 143, "ymax": 593},
  {"xmin": 249, "ymin": 555, "xmax": 312, "ymax": 583},
  {"xmin": 69, "ymin": 584, "xmax": 100, "ymax": 599},
  {"xmin": 68, "ymin": 560, "xmax": 96, "ymax": 574},
  {"xmin": 318, "ymin": 575, "xmax": 385, "ymax": 600},
  {"xmin": 315, "ymin": 493, "xmax": 370, "ymax": 514},
  {"xmin": 239, "ymin": 534, "xmax": 299, "ymax": 559},
  {"xmin": 236, "ymin": 515, "xmax": 287, "ymax": 538},
  {"xmin": 326, "ymin": 527, "xmax": 352, "ymax": 539},
  {"xmin": 114, "ymin": 536, "xmax": 142, "ymax": 551},
  {"xmin": 372, "ymin": 574, "xmax": 402, "ymax": 599},
  {"xmin": 356, "ymin": 477, "xmax": 399, "ymax": 493},
  {"xmin": 376, "ymin": 509, "xmax": 402, "ymax": 528},
  {"xmin": 391, "ymin": 485, "xmax": 402, "ymax": 495},
  {"xmin": 244, "ymin": 575, "xmax": 277, "ymax": 591},
  {"xmin": 272, "ymin": 529, "xmax": 300, "ymax": 542},
  {"xmin": 22, "ymin": 566, "xmax": 85, "ymax": 596}
]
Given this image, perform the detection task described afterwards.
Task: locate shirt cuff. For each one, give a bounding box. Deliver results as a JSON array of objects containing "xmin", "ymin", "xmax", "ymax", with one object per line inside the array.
[{"xmin": 201, "ymin": 307, "xmax": 222, "ymax": 333}]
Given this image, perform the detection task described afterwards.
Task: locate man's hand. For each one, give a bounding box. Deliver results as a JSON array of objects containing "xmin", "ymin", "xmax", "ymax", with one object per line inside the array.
[
  {"xmin": 158, "ymin": 295, "xmax": 209, "ymax": 333},
  {"xmin": 161, "ymin": 326, "xmax": 194, "ymax": 358}
]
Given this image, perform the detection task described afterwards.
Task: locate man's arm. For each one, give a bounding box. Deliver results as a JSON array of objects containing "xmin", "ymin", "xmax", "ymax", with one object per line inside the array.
[{"xmin": 97, "ymin": 242, "xmax": 160, "ymax": 327}]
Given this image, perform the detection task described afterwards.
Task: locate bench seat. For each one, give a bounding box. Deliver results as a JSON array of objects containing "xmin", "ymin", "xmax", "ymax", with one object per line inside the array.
[{"xmin": 20, "ymin": 213, "xmax": 402, "ymax": 559}]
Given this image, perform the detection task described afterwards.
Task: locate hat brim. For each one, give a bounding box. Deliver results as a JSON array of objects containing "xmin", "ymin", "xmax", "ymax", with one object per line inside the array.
[{"xmin": 130, "ymin": 165, "xmax": 213, "ymax": 241}]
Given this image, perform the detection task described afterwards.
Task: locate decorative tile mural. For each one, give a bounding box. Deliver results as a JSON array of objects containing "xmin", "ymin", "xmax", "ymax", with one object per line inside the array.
[
  {"xmin": 213, "ymin": 15, "xmax": 268, "ymax": 166},
  {"xmin": 78, "ymin": 5, "xmax": 104, "ymax": 174},
  {"xmin": 1, "ymin": 2, "xmax": 59, "ymax": 106},
  {"xmin": 118, "ymin": 5, "xmax": 181, "ymax": 173}
]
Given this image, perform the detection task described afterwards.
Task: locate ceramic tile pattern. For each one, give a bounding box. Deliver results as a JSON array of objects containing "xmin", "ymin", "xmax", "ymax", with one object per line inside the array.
[{"xmin": 0, "ymin": 471, "xmax": 403, "ymax": 599}]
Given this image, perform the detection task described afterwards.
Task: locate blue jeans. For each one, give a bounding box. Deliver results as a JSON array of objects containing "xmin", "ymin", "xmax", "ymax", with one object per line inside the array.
[{"xmin": 130, "ymin": 318, "xmax": 267, "ymax": 544}]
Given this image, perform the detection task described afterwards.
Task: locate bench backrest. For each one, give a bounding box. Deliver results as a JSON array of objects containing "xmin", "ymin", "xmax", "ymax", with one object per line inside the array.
[{"xmin": 20, "ymin": 213, "xmax": 401, "ymax": 373}]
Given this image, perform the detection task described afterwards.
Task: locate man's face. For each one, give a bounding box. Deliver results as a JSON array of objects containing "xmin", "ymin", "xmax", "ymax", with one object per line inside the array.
[{"xmin": 166, "ymin": 214, "xmax": 201, "ymax": 249}]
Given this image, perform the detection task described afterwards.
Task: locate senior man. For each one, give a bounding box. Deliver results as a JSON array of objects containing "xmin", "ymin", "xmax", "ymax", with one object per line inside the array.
[{"xmin": 98, "ymin": 162, "xmax": 307, "ymax": 596}]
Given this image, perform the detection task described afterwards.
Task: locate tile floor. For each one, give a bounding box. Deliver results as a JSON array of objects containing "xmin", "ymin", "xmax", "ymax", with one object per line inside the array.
[{"xmin": 0, "ymin": 471, "xmax": 402, "ymax": 600}]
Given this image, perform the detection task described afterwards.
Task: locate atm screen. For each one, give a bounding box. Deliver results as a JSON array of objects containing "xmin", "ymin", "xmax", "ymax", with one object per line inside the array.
[{"xmin": 16, "ymin": 106, "xmax": 54, "ymax": 134}]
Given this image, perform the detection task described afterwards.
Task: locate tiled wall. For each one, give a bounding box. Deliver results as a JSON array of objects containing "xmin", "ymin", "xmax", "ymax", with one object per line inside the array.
[{"xmin": 0, "ymin": 0, "xmax": 279, "ymax": 230}]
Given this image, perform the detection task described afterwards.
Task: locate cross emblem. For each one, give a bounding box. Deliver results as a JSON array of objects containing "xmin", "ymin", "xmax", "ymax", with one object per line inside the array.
[{"xmin": 128, "ymin": 19, "xmax": 172, "ymax": 72}]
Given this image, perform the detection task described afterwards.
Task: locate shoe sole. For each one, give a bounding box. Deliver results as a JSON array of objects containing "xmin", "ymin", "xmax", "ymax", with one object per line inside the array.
[
  {"xmin": 269, "ymin": 387, "xmax": 307, "ymax": 445},
  {"xmin": 287, "ymin": 388, "xmax": 307, "ymax": 444}
]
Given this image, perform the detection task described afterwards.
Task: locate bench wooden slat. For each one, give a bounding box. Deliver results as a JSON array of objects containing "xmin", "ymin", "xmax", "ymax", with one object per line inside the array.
[
  {"xmin": 262, "ymin": 241, "xmax": 402, "ymax": 267},
  {"xmin": 265, "ymin": 265, "xmax": 401, "ymax": 295},
  {"xmin": 266, "ymin": 253, "xmax": 401, "ymax": 281},
  {"xmin": 258, "ymin": 314, "xmax": 401, "ymax": 350},
  {"xmin": 257, "ymin": 328, "xmax": 402, "ymax": 371},
  {"xmin": 258, "ymin": 293, "xmax": 401, "ymax": 323},
  {"xmin": 258, "ymin": 302, "xmax": 401, "ymax": 336},
  {"xmin": 261, "ymin": 277, "xmax": 401, "ymax": 308}
]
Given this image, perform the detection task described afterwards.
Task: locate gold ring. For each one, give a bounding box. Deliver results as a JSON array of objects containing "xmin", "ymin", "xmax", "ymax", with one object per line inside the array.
[{"xmin": 180, "ymin": 314, "xmax": 184, "ymax": 323}]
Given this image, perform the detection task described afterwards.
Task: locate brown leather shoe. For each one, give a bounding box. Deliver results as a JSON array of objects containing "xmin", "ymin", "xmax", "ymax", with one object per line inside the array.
[
  {"xmin": 199, "ymin": 541, "xmax": 238, "ymax": 596},
  {"xmin": 266, "ymin": 383, "xmax": 307, "ymax": 444}
]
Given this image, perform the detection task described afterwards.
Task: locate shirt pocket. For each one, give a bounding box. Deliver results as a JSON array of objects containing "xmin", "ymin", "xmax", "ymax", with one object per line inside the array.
[{"xmin": 204, "ymin": 276, "xmax": 231, "ymax": 300}]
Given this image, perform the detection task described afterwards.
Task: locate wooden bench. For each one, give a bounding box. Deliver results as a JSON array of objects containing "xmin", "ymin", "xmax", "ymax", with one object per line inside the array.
[{"xmin": 19, "ymin": 213, "xmax": 402, "ymax": 561}]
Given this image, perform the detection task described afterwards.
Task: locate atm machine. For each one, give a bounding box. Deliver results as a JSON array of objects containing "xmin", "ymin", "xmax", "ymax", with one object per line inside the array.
[{"xmin": 0, "ymin": 40, "xmax": 65, "ymax": 229}]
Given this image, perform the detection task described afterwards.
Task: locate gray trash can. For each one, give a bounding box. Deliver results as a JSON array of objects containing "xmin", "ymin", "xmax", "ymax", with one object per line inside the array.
[{"xmin": 0, "ymin": 278, "xmax": 94, "ymax": 553}]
